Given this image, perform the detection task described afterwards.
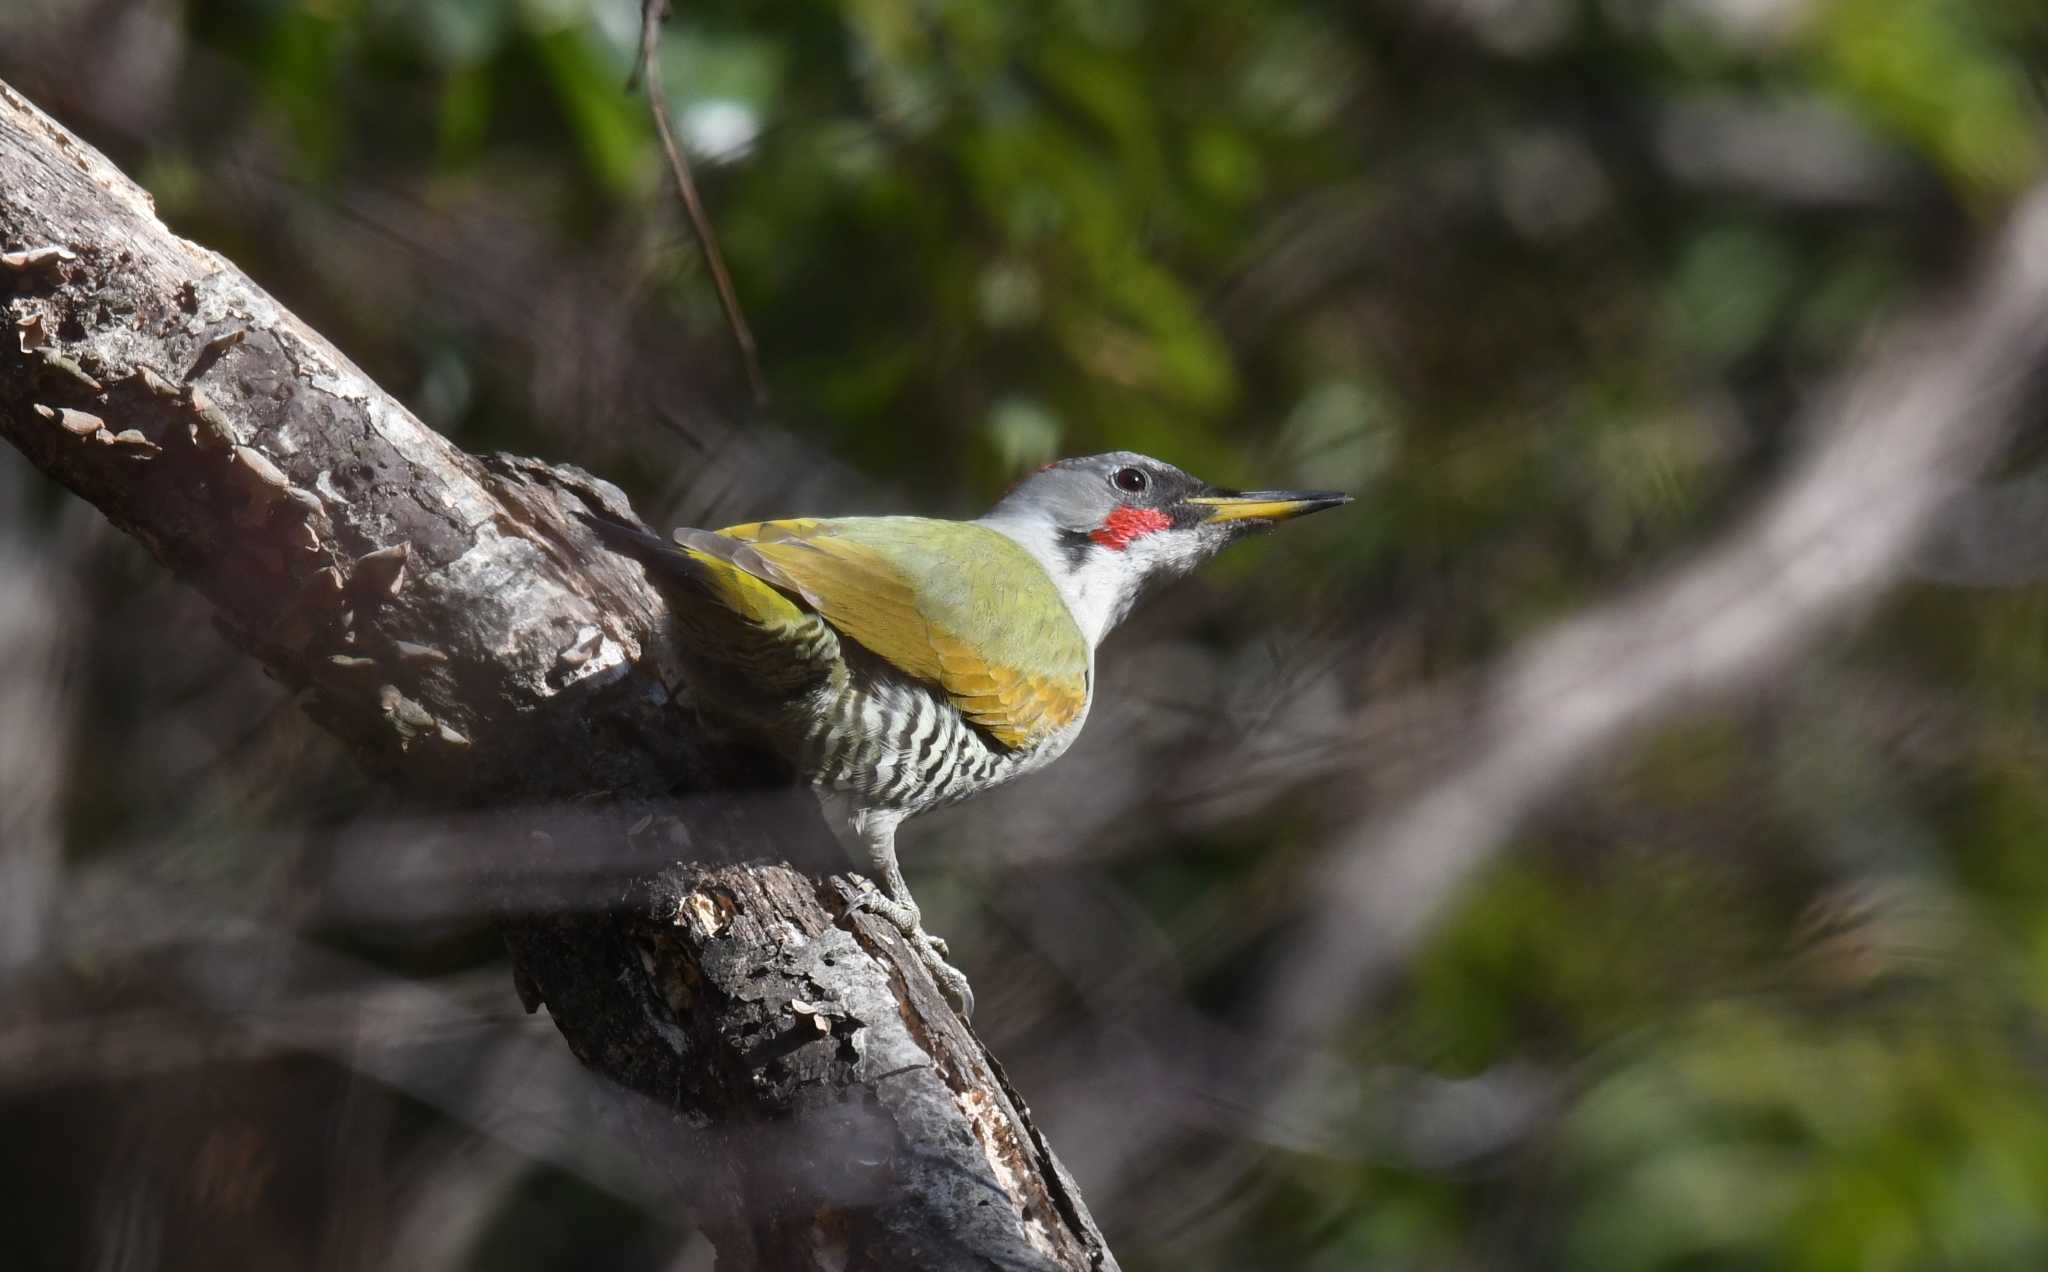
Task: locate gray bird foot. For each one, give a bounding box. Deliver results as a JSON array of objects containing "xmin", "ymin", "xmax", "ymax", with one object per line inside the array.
[{"xmin": 849, "ymin": 885, "xmax": 975, "ymax": 1017}]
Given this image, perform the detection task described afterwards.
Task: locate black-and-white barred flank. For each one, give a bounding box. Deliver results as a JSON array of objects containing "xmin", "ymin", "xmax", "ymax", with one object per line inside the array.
[{"xmin": 801, "ymin": 673, "xmax": 1067, "ymax": 813}]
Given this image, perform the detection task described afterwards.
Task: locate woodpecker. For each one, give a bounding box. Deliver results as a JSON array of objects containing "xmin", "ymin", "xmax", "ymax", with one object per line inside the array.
[{"xmin": 592, "ymin": 451, "xmax": 1349, "ymax": 1013}]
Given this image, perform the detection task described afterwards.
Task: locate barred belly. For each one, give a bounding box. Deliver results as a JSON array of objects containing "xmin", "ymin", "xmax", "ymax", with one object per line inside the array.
[{"xmin": 797, "ymin": 674, "xmax": 1064, "ymax": 815}]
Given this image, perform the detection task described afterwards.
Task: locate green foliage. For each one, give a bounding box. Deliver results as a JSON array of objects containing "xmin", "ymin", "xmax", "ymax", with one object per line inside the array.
[{"xmin": 1564, "ymin": 1006, "xmax": 2048, "ymax": 1271}]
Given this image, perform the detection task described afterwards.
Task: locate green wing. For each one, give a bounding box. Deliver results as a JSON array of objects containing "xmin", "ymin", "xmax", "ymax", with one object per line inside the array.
[{"xmin": 701, "ymin": 516, "xmax": 1089, "ymax": 749}]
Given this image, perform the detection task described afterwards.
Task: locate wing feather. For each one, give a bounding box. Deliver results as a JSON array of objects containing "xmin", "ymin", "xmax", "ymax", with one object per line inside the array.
[
  {"xmin": 712, "ymin": 517, "xmax": 1087, "ymax": 748},
  {"xmin": 582, "ymin": 514, "xmax": 834, "ymax": 698}
]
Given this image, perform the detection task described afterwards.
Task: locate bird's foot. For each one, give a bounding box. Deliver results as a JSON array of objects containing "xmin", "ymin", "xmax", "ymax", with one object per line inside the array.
[
  {"xmin": 909, "ymin": 934, "xmax": 975, "ymax": 1018},
  {"xmin": 847, "ymin": 884, "xmax": 975, "ymax": 1017}
]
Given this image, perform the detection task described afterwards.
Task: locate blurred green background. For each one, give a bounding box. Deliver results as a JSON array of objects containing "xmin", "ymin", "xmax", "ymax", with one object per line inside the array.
[{"xmin": 4, "ymin": 0, "xmax": 2048, "ymax": 1269}]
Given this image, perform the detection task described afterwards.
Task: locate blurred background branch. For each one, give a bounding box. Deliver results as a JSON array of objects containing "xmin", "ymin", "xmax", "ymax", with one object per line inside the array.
[{"xmin": 1271, "ymin": 181, "xmax": 2048, "ymax": 1046}]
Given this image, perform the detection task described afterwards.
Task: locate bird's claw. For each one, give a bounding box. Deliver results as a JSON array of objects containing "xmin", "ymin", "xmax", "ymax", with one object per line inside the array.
[
  {"xmin": 845, "ymin": 880, "xmax": 975, "ymax": 1017},
  {"xmin": 913, "ymin": 935, "xmax": 975, "ymax": 1018}
]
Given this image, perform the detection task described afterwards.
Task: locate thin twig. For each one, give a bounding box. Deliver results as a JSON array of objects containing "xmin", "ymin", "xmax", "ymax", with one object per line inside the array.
[{"xmin": 636, "ymin": 0, "xmax": 768, "ymax": 406}]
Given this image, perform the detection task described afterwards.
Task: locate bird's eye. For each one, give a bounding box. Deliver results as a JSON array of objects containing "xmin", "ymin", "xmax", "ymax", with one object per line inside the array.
[{"xmin": 1112, "ymin": 467, "xmax": 1149, "ymax": 495}]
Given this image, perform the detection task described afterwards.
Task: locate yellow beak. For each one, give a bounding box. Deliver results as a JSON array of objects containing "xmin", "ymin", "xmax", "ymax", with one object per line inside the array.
[{"xmin": 1187, "ymin": 490, "xmax": 1353, "ymax": 523}]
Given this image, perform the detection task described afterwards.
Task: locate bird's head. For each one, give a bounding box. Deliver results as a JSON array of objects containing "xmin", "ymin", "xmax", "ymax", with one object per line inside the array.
[{"xmin": 978, "ymin": 451, "xmax": 1351, "ymax": 646}]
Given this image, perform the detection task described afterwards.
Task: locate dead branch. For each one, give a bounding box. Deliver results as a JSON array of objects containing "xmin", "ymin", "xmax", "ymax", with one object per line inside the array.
[{"xmin": 0, "ymin": 75, "xmax": 1114, "ymax": 1272}]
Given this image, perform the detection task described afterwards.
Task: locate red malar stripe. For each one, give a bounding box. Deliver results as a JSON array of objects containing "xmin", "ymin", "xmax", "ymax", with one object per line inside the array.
[{"xmin": 1090, "ymin": 504, "xmax": 1172, "ymax": 550}]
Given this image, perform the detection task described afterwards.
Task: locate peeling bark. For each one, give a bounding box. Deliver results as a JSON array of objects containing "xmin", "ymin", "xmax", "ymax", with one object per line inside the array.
[{"xmin": 0, "ymin": 77, "xmax": 1117, "ymax": 1272}]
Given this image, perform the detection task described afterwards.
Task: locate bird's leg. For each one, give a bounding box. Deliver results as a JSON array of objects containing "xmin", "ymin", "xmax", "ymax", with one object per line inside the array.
[
  {"xmin": 859, "ymin": 840, "xmax": 950, "ymax": 955},
  {"xmin": 848, "ymin": 816, "xmax": 974, "ymax": 1016}
]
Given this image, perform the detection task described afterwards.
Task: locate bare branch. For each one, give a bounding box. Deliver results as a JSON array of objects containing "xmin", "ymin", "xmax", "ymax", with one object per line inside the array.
[{"xmin": 0, "ymin": 75, "xmax": 1113, "ymax": 1272}]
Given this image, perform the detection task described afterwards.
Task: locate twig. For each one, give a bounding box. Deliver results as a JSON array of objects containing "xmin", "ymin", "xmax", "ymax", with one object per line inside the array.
[{"xmin": 636, "ymin": 0, "xmax": 767, "ymax": 406}]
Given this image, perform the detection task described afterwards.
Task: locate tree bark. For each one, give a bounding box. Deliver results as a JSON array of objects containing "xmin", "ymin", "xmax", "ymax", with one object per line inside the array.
[{"xmin": 0, "ymin": 76, "xmax": 1117, "ymax": 1272}]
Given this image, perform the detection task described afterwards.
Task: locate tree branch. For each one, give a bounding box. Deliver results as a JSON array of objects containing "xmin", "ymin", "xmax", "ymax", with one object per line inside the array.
[{"xmin": 0, "ymin": 76, "xmax": 1116, "ymax": 1272}]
